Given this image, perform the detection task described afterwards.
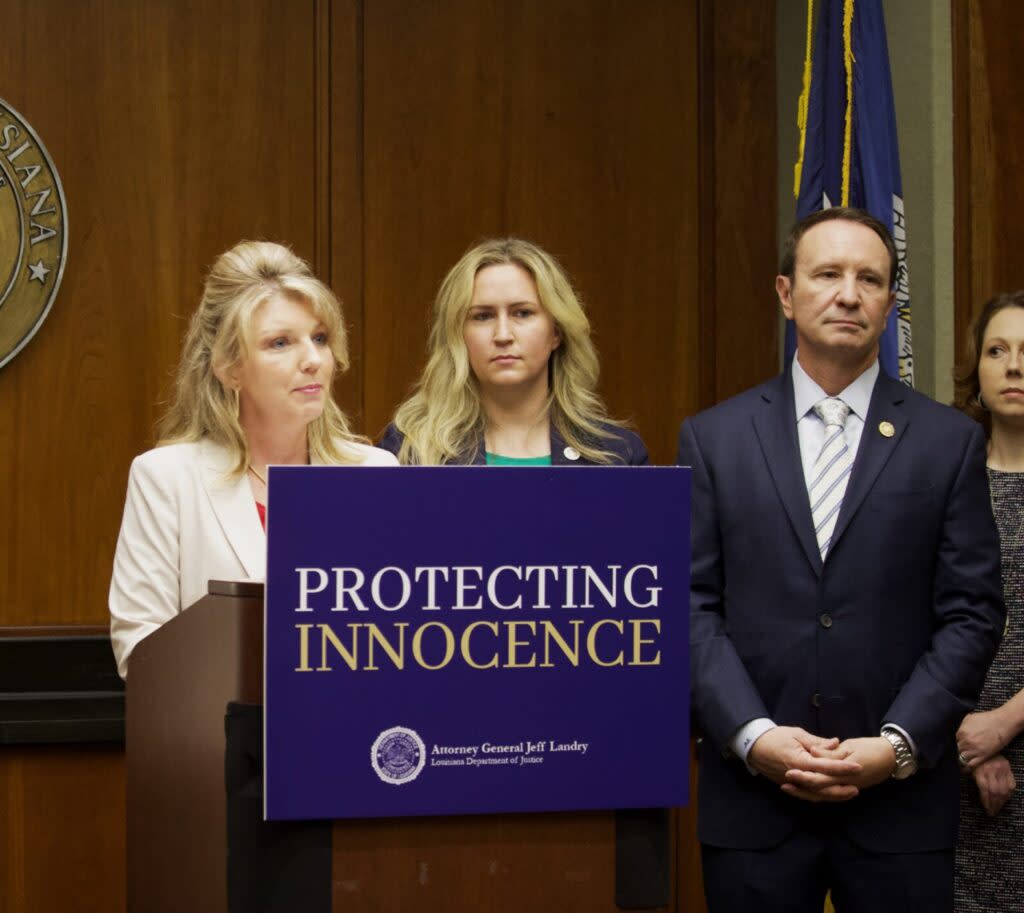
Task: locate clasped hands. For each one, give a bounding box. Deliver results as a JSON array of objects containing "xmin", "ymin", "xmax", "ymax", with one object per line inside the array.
[
  {"xmin": 747, "ymin": 726, "xmax": 896, "ymax": 802},
  {"xmin": 957, "ymin": 709, "xmax": 1016, "ymax": 817}
]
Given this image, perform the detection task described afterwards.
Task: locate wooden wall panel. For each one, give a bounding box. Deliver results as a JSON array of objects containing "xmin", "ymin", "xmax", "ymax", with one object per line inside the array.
[
  {"xmin": 0, "ymin": 1, "xmax": 778, "ymax": 911},
  {"xmin": 358, "ymin": 0, "xmax": 702, "ymax": 465},
  {"xmin": 0, "ymin": 746, "xmax": 125, "ymax": 913},
  {"xmin": 329, "ymin": 0, "xmax": 367, "ymax": 425},
  {"xmin": 0, "ymin": 0, "xmax": 319, "ymax": 627},
  {"xmin": 953, "ymin": 0, "xmax": 1024, "ymax": 346},
  {"xmin": 0, "ymin": 0, "xmax": 778, "ymax": 612},
  {"xmin": 702, "ymin": 0, "xmax": 779, "ymax": 404}
]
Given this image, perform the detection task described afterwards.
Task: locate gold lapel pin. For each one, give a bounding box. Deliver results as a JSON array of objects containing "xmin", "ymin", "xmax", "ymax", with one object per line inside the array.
[{"xmin": 879, "ymin": 421, "xmax": 895, "ymax": 438}]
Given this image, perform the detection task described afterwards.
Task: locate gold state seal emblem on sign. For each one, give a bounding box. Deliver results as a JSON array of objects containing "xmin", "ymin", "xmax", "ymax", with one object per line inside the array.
[{"xmin": 0, "ymin": 98, "xmax": 67, "ymax": 369}]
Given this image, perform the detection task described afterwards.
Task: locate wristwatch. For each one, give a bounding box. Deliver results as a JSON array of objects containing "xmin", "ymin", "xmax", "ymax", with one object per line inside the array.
[{"xmin": 881, "ymin": 727, "xmax": 918, "ymax": 780}]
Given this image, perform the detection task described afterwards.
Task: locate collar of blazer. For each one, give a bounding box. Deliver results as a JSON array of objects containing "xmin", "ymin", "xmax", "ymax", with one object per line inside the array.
[
  {"xmin": 464, "ymin": 426, "xmax": 596, "ymax": 465},
  {"xmin": 753, "ymin": 368, "xmax": 909, "ymax": 575},
  {"xmin": 195, "ymin": 438, "xmax": 331, "ymax": 579}
]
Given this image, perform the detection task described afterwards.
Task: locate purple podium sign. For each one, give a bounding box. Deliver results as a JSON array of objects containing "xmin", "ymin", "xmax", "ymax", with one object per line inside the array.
[{"xmin": 263, "ymin": 466, "xmax": 690, "ymax": 820}]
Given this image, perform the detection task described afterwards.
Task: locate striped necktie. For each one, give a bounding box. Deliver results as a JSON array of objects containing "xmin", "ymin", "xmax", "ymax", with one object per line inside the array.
[{"xmin": 809, "ymin": 397, "xmax": 853, "ymax": 558}]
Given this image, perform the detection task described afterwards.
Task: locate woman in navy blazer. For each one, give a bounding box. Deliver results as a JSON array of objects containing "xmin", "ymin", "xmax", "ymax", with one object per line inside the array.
[{"xmin": 380, "ymin": 237, "xmax": 647, "ymax": 466}]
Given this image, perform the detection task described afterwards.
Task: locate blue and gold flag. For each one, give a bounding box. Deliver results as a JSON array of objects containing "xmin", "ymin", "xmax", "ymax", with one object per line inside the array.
[{"xmin": 788, "ymin": 0, "xmax": 913, "ymax": 386}]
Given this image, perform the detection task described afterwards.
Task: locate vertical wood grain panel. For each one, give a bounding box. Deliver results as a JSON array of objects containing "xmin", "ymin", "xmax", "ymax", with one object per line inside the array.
[
  {"xmin": 316, "ymin": 0, "xmax": 334, "ymax": 283},
  {"xmin": 0, "ymin": 0, "xmax": 318, "ymax": 627},
  {"xmin": 707, "ymin": 0, "xmax": 779, "ymax": 403},
  {"xmin": 359, "ymin": 0, "xmax": 701, "ymax": 465},
  {"xmin": 329, "ymin": 0, "xmax": 367, "ymax": 427},
  {"xmin": 953, "ymin": 0, "xmax": 1024, "ymax": 347},
  {"xmin": 951, "ymin": 0, "xmax": 971, "ymax": 350},
  {"xmin": 0, "ymin": 746, "xmax": 125, "ymax": 913}
]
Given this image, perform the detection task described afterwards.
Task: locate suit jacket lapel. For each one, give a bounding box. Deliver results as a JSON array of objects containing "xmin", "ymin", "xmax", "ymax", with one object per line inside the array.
[
  {"xmin": 753, "ymin": 374, "xmax": 824, "ymax": 576},
  {"xmin": 550, "ymin": 427, "xmax": 577, "ymax": 465},
  {"xmin": 827, "ymin": 372, "xmax": 908, "ymax": 553},
  {"xmin": 198, "ymin": 439, "xmax": 265, "ymax": 579}
]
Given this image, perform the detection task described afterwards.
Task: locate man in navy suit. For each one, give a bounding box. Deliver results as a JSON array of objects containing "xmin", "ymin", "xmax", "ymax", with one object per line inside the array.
[{"xmin": 678, "ymin": 207, "xmax": 1004, "ymax": 913}]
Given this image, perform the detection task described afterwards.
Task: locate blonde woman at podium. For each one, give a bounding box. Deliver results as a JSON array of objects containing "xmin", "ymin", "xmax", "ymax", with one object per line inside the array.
[
  {"xmin": 380, "ymin": 237, "xmax": 647, "ymax": 467},
  {"xmin": 109, "ymin": 241, "xmax": 396, "ymax": 678}
]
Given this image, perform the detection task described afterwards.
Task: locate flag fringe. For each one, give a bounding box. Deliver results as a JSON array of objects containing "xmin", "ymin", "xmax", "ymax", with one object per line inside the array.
[
  {"xmin": 793, "ymin": 0, "xmax": 816, "ymax": 199},
  {"xmin": 841, "ymin": 0, "xmax": 854, "ymax": 205}
]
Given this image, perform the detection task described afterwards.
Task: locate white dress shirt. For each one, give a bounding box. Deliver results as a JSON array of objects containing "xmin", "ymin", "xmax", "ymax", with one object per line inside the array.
[{"xmin": 793, "ymin": 354, "xmax": 877, "ymax": 488}]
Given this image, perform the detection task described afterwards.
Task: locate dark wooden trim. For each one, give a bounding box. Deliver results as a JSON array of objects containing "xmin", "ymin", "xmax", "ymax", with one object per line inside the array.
[
  {"xmin": 315, "ymin": 0, "xmax": 333, "ymax": 283},
  {"xmin": 209, "ymin": 579, "xmax": 265, "ymax": 598},
  {"xmin": 696, "ymin": 0, "xmax": 778, "ymax": 411},
  {"xmin": 0, "ymin": 627, "xmax": 124, "ymax": 744},
  {"xmin": 951, "ymin": 0, "xmax": 972, "ymax": 359},
  {"xmin": 330, "ymin": 0, "xmax": 367, "ymax": 430},
  {"xmin": 697, "ymin": 0, "xmax": 718, "ymax": 412},
  {"xmin": 0, "ymin": 625, "xmax": 109, "ymax": 639}
]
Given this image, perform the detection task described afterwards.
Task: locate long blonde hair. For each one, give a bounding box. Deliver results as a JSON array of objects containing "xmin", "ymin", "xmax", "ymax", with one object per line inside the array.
[
  {"xmin": 158, "ymin": 240, "xmax": 366, "ymax": 475},
  {"xmin": 392, "ymin": 238, "xmax": 623, "ymax": 464}
]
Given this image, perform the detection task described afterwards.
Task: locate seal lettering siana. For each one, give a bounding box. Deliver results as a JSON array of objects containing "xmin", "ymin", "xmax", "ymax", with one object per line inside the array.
[
  {"xmin": 370, "ymin": 726, "xmax": 426, "ymax": 785},
  {"xmin": 0, "ymin": 98, "xmax": 67, "ymax": 368}
]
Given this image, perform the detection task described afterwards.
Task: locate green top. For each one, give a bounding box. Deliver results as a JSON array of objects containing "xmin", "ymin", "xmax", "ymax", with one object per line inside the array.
[{"xmin": 485, "ymin": 452, "xmax": 552, "ymax": 467}]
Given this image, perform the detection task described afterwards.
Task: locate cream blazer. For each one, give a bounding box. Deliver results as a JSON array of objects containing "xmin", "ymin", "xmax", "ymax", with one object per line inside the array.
[{"xmin": 108, "ymin": 438, "xmax": 397, "ymax": 678}]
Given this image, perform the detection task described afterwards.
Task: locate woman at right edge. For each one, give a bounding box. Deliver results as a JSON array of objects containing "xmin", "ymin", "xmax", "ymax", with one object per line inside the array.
[{"xmin": 953, "ymin": 291, "xmax": 1024, "ymax": 911}]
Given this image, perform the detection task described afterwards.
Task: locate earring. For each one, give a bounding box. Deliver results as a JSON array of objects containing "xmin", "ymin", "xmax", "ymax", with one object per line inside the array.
[{"xmin": 976, "ymin": 392, "xmax": 988, "ymax": 411}]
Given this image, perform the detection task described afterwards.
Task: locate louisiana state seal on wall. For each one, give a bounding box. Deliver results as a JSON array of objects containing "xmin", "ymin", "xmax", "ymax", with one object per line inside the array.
[{"xmin": 0, "ymin": 98, "xmax": 67, "ymax": 369}]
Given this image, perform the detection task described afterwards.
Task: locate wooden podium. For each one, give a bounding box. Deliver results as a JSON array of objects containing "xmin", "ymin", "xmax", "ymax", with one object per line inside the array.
[{"xmin": 126, "ymin": 582, "xmax": 682, "ymax": 913}]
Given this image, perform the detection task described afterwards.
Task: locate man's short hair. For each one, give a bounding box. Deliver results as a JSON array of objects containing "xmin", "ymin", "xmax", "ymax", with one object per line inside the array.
[{"xmin": 779, "ymin": 207, "xmax": 898, "ymax": 289}]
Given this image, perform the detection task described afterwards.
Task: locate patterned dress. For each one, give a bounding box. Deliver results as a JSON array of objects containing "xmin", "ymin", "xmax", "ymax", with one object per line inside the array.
[{"xmin": 955, "ymin": 469, "xmax": 1024, "ymax": 912}]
